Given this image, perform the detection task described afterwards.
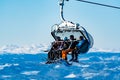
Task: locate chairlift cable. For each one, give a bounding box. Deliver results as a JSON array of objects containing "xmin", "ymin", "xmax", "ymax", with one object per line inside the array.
[{"xmin": 76, "ymin": 0, "xmax": 120, "ymax": 9}]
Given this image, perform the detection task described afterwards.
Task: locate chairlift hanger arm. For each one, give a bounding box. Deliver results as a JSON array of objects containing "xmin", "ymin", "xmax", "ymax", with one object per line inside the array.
[
  {"xmin": 76, "ymin": 0, "xmax": 120, "ymax": 9},
  {"xmin": 59, "ymin": 0, "xmax": 70, "ymax": 22},
  {"xmin": 59, "ymin": 0, "xmax": 65, "ymax": 22}
]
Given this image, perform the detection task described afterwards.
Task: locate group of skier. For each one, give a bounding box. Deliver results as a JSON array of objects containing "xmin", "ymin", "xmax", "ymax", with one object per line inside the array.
[{"xmin": 46, "ymin": 35, "xmax": 85, "ymax": 63}]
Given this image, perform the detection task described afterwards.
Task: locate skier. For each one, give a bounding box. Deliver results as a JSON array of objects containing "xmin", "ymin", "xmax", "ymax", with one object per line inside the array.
[
  {"xmin": 69, "ymin": 36, "xmax": 85, "ymax": 62},
  {"xmin": 61, "ymin": 35, "xmax": 78, "ymax": 60}
]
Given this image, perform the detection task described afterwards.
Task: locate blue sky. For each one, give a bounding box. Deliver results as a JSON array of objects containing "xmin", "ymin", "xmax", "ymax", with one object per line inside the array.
[{"xmin": 0, "ymin": 0, "xmax": 120, "ymax": 49}]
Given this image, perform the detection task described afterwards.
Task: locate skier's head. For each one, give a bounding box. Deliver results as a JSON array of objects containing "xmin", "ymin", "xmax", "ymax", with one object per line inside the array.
[
  {"xmin": 56, "ymin": 36, "xmax": 61, "ymax": 41},
  {"xmin": 79, "ymin": 36, "xmax": 84, "ymax": 40},
  {"xmin": 70, "ymin": 35, "xmax": 75, "ymax": 40}
]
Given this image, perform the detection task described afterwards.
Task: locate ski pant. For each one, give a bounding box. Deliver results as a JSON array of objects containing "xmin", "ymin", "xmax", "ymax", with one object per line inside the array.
[
  {"xmin": 71, "ymin": 50, "xmax": 78, "ymax": 60},
  {"xmin": 62, "ymin": 48, "xmax": 74, "ymax": 60}
]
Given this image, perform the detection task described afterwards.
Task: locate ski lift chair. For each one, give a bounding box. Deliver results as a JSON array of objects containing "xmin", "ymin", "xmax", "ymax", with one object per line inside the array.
[{"xmin": 47, "ymin": 21, "xmax": 93, "ymax": 61}]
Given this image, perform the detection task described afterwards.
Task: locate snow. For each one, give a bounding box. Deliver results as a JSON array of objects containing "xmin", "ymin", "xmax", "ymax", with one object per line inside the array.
[
  {"xmin": 1, "ymin": 75, "xmax": 11, "ymax": 78},
  {"xmin": 0, "ymin": 63, "xmax": 12, "ymax": 70},
  {"xmin": 0, "ymin": 44, "xmax": 120, "ymax": 54},
  {"xmin": 21, "ymin": 71, "xmax": 40, "ymax": 75},
  {"xmin": 0, "ymin": 52, "xmax": 119, "ymax": 80},
  {"xmin": 82, "ymin": 72, "xmax": 98, "ymax": 79},
  {"xmin": 0, "ymin": 44, "xmax": 120, "ymax": 79},
  {"xmin": 54, "ymin": 65, "xmax": 60, "ymax": 68},
  {"xmin": 0, "ymin": 44, "xmax": 49, "ymax": 54},
  {"xmin": 13, "ymin": 63, "xmax": 19, "ymax": 66},
  {"xmin": 64, "ymin": 73, "xmax": 77, "ymax": 78},
  {"xmin": 90, "ymin": 47, "xmax": 120, "ymax": 53}
]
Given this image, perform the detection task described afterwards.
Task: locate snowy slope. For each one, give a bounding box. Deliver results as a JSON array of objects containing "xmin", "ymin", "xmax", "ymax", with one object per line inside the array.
[{"xmin": 0, "ymin": 52, "xmax": 120, "ymax": 80}]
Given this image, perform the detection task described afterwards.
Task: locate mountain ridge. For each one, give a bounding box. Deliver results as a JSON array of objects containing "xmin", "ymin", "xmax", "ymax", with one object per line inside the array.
[{"xmin": 0, "ymin": 44, "xmax": 119, "ymax": 54}]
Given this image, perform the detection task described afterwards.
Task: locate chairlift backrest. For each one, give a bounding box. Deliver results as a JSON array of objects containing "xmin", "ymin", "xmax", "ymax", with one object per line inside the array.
[{"xmin": 51, "ymin": 22, "xmax": 94, "ymax": 49}]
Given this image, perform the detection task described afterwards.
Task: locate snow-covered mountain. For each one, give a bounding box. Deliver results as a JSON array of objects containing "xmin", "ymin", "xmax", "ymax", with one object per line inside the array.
[
  {"xmin": 0, "ymin": 44, "xmax": 120, "ymax": 54},
  {"xmin": 90, "ymin": 48, "xmax": 120, "ymax": 53},
  {"xmin": 0, "ymin": 44, "xmax": 50, "ymax": 54}
]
